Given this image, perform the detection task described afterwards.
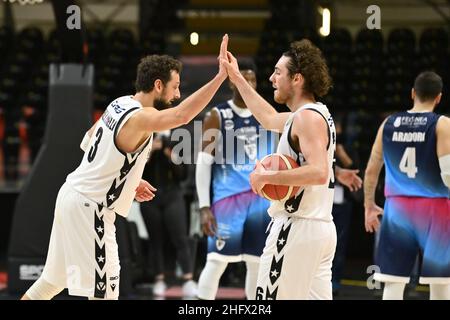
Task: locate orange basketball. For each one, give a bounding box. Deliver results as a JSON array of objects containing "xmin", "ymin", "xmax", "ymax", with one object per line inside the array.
[{"xmin": 259, "ymin": 154, "xmax": 301, "ymax": 201}]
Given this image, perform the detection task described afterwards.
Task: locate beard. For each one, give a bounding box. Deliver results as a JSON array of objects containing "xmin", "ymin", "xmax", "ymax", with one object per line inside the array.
[
  {"xmin": 273, "ymin": 90, "xmax": 285, "ymax": 104},
  {"xmin": 273, "ymin": 87, "xmax": 291, "ymax": 105},
  {"xmin": 154, "ymin": 97, "xmax": 172, "ymax": 110}
]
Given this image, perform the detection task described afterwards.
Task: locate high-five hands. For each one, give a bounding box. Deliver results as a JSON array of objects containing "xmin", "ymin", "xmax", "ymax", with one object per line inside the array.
[
  {"xmin": 217, "ymin": 34, "xmax": 229, "ymax": 80},
  {"xmin": 217, "ymin": 34, "xmax": 242, "ymax": 83}
]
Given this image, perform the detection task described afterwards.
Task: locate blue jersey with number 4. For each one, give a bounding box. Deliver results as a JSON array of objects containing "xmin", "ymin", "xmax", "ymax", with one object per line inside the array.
[{"xmin": 383, "ymin": 111, "xmax": 448, "ymax": 198}]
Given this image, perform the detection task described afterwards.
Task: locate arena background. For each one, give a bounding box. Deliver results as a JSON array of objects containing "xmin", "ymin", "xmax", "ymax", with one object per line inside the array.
[{"xmin": 0, "ymin": 0, "xmax": 448, "ymax": 300}]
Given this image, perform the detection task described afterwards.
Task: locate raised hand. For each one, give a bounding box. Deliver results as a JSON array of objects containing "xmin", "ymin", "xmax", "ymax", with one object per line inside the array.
[
  {"xmin": 216, "ymin": 35, "xmax": 242, "ymax": 83},
  {"xmin": 217, "ymin": 34, "xmax": 229, "ymax": 79},
  {"xmin": 224, "ymin": 51, "xmax": 241, "ymax": 83}
]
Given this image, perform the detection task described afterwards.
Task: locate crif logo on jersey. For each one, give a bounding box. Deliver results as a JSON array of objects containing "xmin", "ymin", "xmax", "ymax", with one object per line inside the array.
[
  {"xmin": 393, "ymin": 116, "xmax": 428, "ymax": 128},
  {"xmin": 111, "ymin": 100, "xmax": 126, "ymax": 114}
]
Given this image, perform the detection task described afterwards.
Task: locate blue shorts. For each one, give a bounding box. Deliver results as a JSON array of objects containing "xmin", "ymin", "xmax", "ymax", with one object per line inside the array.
[
  {"xmin": 208, "ymin": 191, "xmax": 271, "ymax": 262},
  {"xmin": 375, "ymin": 196, "xmax": 450, "ymax": 284}
]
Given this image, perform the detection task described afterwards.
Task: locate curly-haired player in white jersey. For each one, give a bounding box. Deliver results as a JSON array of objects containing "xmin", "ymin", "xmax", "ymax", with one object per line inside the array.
[
  {"xmin": 222, "ymin": 38, "xmax": 361, "ymax": 299},
  {"xmin": 196, "ymin": 61, "xmax": 275, "ymax": 300},
  {"xmin": 21, "ymin": 35, "xmax": 230, "ymax": 300}
]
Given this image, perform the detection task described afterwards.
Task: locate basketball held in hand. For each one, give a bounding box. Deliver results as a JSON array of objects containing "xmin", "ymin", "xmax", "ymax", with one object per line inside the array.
[{"xmin": 258, "ymin": 154, "xmax": 301, "ymax": 201}]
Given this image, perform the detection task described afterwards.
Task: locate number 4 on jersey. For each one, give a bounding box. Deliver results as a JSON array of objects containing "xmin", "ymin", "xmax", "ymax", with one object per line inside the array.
[{"xmin": 399, "ymin": 147, "xmax": 418, "ymax": 178}]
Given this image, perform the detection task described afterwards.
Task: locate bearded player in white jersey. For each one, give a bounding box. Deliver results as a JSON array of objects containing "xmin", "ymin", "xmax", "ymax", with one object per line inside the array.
[
  {"xmin": 21, "ymin": 35, "xmax": 230, "ymax": 300},
  {"xmin": 223, "ymin": 38, "xmax": 361, "ymax": 299}
]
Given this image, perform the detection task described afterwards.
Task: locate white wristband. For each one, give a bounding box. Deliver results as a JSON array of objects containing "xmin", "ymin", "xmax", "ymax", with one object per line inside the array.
[{"xmin": 196, "ymin": 152, "xmax": 215, "ymax": 208}]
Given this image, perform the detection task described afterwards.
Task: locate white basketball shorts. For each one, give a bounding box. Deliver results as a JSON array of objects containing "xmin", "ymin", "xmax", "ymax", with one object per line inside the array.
[
  {"xmin": 256, "ymin": 216, "xmax": 336, "ymax": 300},
  {"xmin": 41, "ymin": 182, "xmax": 120, "ymax": 299}
]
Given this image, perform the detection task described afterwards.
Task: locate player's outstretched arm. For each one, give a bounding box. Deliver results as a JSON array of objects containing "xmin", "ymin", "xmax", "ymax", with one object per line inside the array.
[
  {"xmin": 363, "ymin": 120, "xmax": 386, "ymax": 233},
  {"xmin": 135, "ymin": 35, "xmax": 229, "ymax": 133},
  {"xmin": 223, "ymin": 50, "xmax": 289, "ymax": 133}
]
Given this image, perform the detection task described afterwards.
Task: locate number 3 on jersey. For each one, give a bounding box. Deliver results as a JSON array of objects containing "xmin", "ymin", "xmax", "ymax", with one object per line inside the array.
[
  {"xmin": 399, "ymin": 147, "xmax": 418, "ymax": 178},
  {"xmin": 88, "ymin": 127, "xmax": 103, "ymax": 162}
]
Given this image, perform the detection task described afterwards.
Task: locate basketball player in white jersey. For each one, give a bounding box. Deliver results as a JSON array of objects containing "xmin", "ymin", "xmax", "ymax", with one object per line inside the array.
[
  {"xmin": 21, "ymin": 35, "xmax": 230, "ymax": 300},
  {"xmin": 223, "ymin": 38, "xmax": 361, "ymax": 299}
]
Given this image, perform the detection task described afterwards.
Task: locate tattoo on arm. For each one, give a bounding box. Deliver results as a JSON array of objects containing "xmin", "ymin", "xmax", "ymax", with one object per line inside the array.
[{"xmin": 364, "ymin": 148, "xmax": 383, "ymax": 205}]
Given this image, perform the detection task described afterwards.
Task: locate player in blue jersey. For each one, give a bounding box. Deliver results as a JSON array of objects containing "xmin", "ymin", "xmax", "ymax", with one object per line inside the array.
[
  {"xmin": 364, "ymin": 71, "xmax": 450, "ymax": 300},
  {"xmin": 195, "ymin": 60, "xmax": 274, "ymax": 300}
]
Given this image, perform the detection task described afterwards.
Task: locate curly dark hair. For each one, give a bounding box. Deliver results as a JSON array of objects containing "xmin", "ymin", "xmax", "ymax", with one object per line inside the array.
[
  {"xmin": 283, "ymin": 39, "xmax": 332, "ymax": 97},
  {"xmin": 135, "ymin": 55, "xmax": 182, "ymax": 93}
]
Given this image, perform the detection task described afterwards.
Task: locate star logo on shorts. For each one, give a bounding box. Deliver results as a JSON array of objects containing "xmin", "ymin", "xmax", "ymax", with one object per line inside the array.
[
  {"xmin": 269, "ymin": 256, "xmax": 283, "ymax": 285},
  {"xmin": 285, "ymin": 190, "xmax": 304, "ymax": 213},
  {"xmin": 97, "ymin": 255, "xmax": 105, "ymax": 263},
  {"xmin": 276, "ymin": 222, "xmax": 291, "ymax": 253},
  {"xmin": 97, "ymin": 226, "xmax": 104, "ymax": 233},
  {"xmin": 108, "ymin": 194, "xmax": 116, "ymax": 201}
]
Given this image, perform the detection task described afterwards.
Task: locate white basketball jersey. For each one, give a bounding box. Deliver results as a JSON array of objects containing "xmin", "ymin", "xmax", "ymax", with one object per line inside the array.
[
  {"xmin": 267, "ymin": 103, "xmax": 336, "ymax": 221},
  {"xmin": 67, "ymin": 96, "xmax": 153, "ymax": 217}
]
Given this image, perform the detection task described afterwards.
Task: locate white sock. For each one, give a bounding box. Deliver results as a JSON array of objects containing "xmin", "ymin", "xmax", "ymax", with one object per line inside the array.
[
  {"xmin": 197, "ymin": 259, "xmax": 228, "ymax": 300},
  {"xmin": 244, "ymin": 261, "xmax": 259, "ymax": 300},
  {"xmin": 382, "ymin": 282, "xmax": 406, "ymax": 300},
  {"xmin": 430, "ymin": 284, "xmax": 450, "ymax": 300},
  {"xmin": 25, "ymin": 277, "xmax": 64, "ymax": 300}
]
